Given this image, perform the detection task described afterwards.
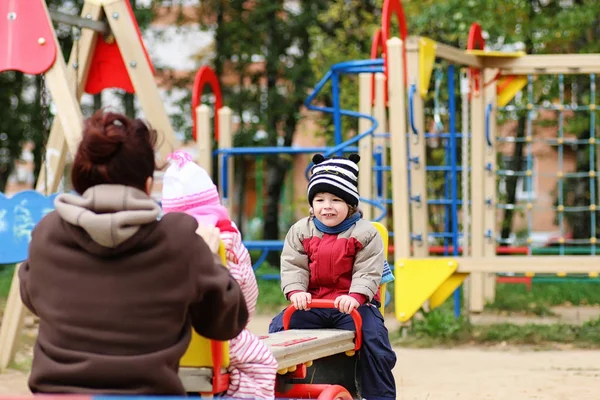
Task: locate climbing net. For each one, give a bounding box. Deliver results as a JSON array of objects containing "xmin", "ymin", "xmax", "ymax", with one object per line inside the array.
[{"xmin": 496, "ymin": 73, "xmax": 599, "ymax": 256}]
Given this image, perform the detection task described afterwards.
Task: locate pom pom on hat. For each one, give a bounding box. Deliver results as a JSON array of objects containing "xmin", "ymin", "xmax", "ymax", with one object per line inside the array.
[
  {"xmin": 161, "ymin": 150, "xmax": 220, "ymax": 211},
  {"xmin": 312, "ymin": 154, "xmax": 325, "ymax": 164}
]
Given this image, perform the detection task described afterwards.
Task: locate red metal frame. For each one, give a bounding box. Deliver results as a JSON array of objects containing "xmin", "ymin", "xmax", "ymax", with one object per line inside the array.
[
  {"xmin": 496, "ymin": 275, "xmax": 533, "ymax": 290},
  {"xmin": 467, "ymin": 22, "xmax": 485, "ymax": 96},
  {"xmin": 209, "ymin": 340, "xmax": 229, "ymax": 394},
  {"xmin": 317, "ymin": 385, "xmax": 355, "ymax": 400},
  {"xmin": 191, "ymin": 66, "xmax": 223, "ymax": 142},
  {"xmin": 282, "ymin": 299, "xmax": 363, "ymax": 351},
  {"xmin": 275, "ymin": 384, "xmax": 353, "ymax": 399},
  {"xmin": 372, "ymin": 0, "xmax": 409, "ymax": 105},
  {"xmin": 370, "ymin": 28, "xmax": 385, "ymax": 104}
]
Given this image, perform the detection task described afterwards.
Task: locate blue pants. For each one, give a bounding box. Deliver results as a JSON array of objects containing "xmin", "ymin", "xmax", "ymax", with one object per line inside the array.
[{"xmin": 269, "ymin": 303, "xmax": 396, "ymax": 400}]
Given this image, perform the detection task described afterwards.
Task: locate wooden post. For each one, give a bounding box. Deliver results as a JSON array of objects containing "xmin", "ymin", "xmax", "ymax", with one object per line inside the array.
[
  {"xmin": 387, "ymin": 38, "xmax": 410, "ymax": 258},
  {"xmin": 373, "ymin": 72, "xmax": 388, "ymax": 226},
  {"xmin": 483, "ymin": 68, "xmax": 498, "ymax": 302},
  {"xmin": 195, "ymin": 104, "xmax": 212, "ymax": 175},
  {"xmin": 468, "ymin": 65, "xmax": 487, "ymax": 313},
  {"xmin": 37, "ymin": 2, "xmax": 102, "ymax": 194},
  {"xmin": 101, "ymin": 0, "xmax": 179, "ymax": 160},
  {"xmin": 358, "ymin": 73, "xmax": 373, "ymax": 220},
  {"xmin": 0, "ymin": 0, "xmax": 87, "ymax": 370},
  {"xmin": 218, "ymin": 107, "xmax": 233, "ymax": 216},
  {"xmin": 405, "ymin": 37, "xmax": 429, "ymax": 257}
]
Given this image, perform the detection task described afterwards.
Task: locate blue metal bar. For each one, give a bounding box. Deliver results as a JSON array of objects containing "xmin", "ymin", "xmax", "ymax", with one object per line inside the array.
[
  {"xmin": 215, "ymin": 146, "xmax": 359, "ymax": 155},
  {"xmin": 374, "ymin": 148, "xmax": 384, "ymax": 197},
  {"xmin": 337, "ymin": 67, "xmax": 385, "ymax": 75},
  {"xmin": 408, "ymin": 84, "xmax": 419, "ymax": 136},
  {"xmin": 485, "ymin": 103, "xmax": 493, "ymax": 147},
  {"xmin": 426, "ymin": 166, "xmax": 466, "ymax": 172},
  {"xmin": 331, "ymin": 71, "xmax": 343, "ymax": 154},
  {"xmin": 221, "ymin": 154, "xmax": 230, "ymax": 201},
  {"xmin": 444, "ymin": 129, "xmax": 451, "ymax": 253},
  {"xmin": 448, "ymin": 65, "xmax": 461, "ymax": 318},
  {"xmin": 304, "ymin": 70, "xmax": 333, "ymax": 112},
  {"xmin": 359, "ymin": 197, "xmax": 388, "ymax": 222},
  {"xmin": 329, "ymin": 58, "xmax": 385, "ymax": 72},
  {"xmin": 424, "ymin": 133, "xmax": 469, "ymax": 139}
]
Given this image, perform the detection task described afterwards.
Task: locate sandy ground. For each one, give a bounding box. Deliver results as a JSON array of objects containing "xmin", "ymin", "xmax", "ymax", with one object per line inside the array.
[{"xmin": 1, "ymin": 314, "xmax": 600, "ymax": 399}]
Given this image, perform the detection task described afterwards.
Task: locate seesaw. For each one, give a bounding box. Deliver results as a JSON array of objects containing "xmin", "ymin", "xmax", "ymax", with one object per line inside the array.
[
  {"xmin": 177, "ymin": 223, "xmax": 389, "ymax": 399},
  {"xmin": 178, "ymin": 299, "xmax": 361, "ymax": 400}
]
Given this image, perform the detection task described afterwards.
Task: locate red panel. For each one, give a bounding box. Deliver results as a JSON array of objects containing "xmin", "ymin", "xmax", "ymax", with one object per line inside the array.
[
  {"xmin": 0, "ymin": 0, "xmax": 57, "ymax": 74},
  {"xmin": 85, "ymin": 0, "xmax": 155, "ymax": 94},
  {"xmin": 191, "ymin": 66, "xmax": 223, "ymax": 141},
  {"xmin": 85, "ymin": 36, "xmax": 134, "ymax": 94}
]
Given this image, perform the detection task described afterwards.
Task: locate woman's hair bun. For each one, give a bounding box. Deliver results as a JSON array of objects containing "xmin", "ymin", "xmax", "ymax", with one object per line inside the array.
[{"xmin": 79, "ymin": 112, "xmax": 127, "ymax": 164}]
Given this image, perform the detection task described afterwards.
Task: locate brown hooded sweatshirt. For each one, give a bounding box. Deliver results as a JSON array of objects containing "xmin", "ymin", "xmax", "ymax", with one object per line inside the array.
[{"xmin": 19, "ymin": 184, "xmax": 248, "ymax": 395}]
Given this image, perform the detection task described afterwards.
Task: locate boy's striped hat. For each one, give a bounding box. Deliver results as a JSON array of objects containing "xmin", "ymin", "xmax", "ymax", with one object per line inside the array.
[{"xmin": 307, "ymin": 153, "xmax": 360, "ymax": 207}]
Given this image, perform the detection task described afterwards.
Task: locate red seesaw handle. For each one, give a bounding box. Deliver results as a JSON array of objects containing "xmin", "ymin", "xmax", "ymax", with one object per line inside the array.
[{"xmin": 282, "ymin": 299, "xmax": 362, "ymax": 351}]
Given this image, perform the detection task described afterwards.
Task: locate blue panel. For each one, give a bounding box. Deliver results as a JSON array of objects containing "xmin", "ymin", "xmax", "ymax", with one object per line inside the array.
[{"xmin": 0, "ymin": 191, "xmax": 57, "ymax": 264}]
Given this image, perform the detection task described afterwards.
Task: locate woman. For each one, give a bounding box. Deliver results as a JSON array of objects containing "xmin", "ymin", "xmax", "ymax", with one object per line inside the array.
[{"xmin": 19, "ymin": 110, "xmax": 248, "ymax": 395}]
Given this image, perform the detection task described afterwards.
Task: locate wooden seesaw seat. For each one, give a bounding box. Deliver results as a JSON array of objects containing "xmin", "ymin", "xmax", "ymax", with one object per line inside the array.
[{"xmin": 178, "ymin": 299, "xmax": 361, "ymax": 394}]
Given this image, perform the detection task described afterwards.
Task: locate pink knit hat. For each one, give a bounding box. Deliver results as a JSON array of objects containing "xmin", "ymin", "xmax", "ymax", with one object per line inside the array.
[{"xmin": 161, "ymin": 150, "xmax": 229, "ymax": 226}]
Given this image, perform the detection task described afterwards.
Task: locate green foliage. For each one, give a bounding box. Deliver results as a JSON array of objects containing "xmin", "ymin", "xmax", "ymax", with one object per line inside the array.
[
  {"xmin": 395, "ymin": 280, "xmax": 600, "ymax": 347},
  {"xmin": 308, "ymin": 0, "xmax": 382, "ymax": 141},
  {"xmin": 397, "ymin": 308, "xmax": 600, "ymax": 348},
  {"xmin": 412, "ymin": 307, "xmax": 468, "ymax": 341},
  {"xmin": 488, "ymin": 281, "xmax": 600, "ymax": 315},
  {"xmin": 0, "ymin": 265, "xmax": 15, "ymax": 300}
]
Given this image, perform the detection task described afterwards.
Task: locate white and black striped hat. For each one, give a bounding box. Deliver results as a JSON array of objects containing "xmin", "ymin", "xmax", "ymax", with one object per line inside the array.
[{"xmin": 307, "ymin": 153, "xmax": 360, "ymax": 207}]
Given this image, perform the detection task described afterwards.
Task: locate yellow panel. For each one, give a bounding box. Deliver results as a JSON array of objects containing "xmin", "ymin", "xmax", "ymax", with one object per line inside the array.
[
  {"xmin": 180, "ymin": 239, "xmax": 230, "ymax": 368},
  {"xmin": 180, "ymin": 332, "xmax": 230, "ymax": 368},
  {"xmin": 466, "ymin": 49, "xmax": 526, "ymax": 58},
  {"xmin": 418, "ymin": 37, "xmax": 437, "ymax": 98},
  {"xmin": 429, "ymin": 272, "xmax": 468, "ymax": 309},
  {"xmin": 497, "ymin": 75, "xmax": 528, "ymax": 107},
  {"xmin": 394, "ymin": 258, "xmax": 458, "ymax": 322},
  {"xmin": 372, "ymin": 222, "xmax": 389, "ymax": 316}
]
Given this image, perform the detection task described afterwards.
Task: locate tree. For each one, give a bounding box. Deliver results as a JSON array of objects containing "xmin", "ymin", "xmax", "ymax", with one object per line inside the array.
[{"xmin": 196, "ymin": 0, "xmax": 328, "ymax": 246}]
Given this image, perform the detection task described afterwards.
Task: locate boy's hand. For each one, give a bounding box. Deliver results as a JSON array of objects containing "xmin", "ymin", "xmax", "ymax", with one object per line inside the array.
[
  {"xmin": 334, "ymin": 295, "xmax": 360, "ymax": 314},
  {"xmin": 290, "ymin": 292, "xmax": 312, "ymax": 310},
  {"xmin": 196, "ymin": 223, "xmax": 221, "ymax": 254}
]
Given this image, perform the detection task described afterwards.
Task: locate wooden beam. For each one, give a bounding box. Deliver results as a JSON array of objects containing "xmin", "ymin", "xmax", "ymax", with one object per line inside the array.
[
  {"xmin": 485, "ymin": 54, "xmax": 600, "ymax": 75},
  {"xmin": 406, "ymin": 36, "xmax": 482, "ymax": 68},
  {"xmin": 37, "ymin": 2, "xmax": 103, "ymax": 194},
  {"xmin": 0, "ymin": 0, "xmax": 88, "ymax": 370},
  {"xmin": 459, "ymin": 256, "xmax": 600, "ymax": 274}
]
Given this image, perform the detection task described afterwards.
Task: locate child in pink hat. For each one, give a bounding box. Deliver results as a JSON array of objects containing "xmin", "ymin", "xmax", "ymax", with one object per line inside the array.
[{"xmin": 162, "ymin": 150, "xmax": 277, "ymax": 399}]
